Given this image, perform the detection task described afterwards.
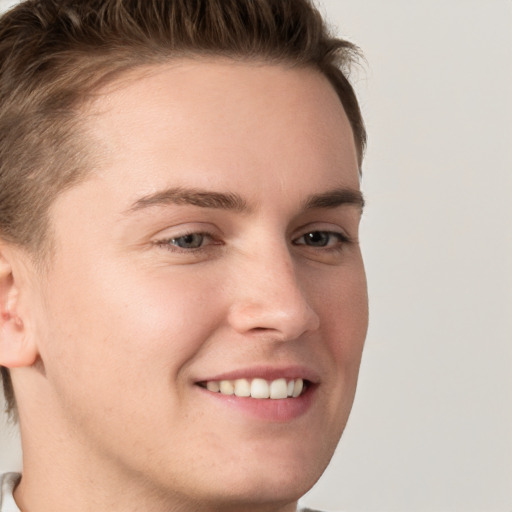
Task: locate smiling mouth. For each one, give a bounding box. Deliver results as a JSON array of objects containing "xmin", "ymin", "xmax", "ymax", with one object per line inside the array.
[{"xmin": 197, "ymin": 377, "xmax": 308, "ymax": 399}]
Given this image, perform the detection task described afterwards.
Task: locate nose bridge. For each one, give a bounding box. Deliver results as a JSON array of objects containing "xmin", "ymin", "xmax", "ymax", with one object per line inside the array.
[{"xmin": 227, "ymin": 241, "xmax": 320, "ymax": 340}]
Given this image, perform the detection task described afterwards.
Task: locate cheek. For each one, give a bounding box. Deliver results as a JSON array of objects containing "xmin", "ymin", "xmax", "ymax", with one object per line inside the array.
[
  {"xmin": 318, "ymin": 265, "xmax": 368, "ymax": 373},
  {"xmin": 37, "ymin": 262, "xmax": 224, "ymax": 404}
]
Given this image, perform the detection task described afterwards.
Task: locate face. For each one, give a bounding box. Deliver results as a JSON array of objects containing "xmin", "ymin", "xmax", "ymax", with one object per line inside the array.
[{"xmin": 24, "ymin": 60, "xmax": 368, "ymax": 510}]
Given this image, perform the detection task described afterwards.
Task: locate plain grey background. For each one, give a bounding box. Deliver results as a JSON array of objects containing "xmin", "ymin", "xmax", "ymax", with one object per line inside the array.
[{"xmin": 1, "ymin": 1, "xmax": 511, "ymax": 511}]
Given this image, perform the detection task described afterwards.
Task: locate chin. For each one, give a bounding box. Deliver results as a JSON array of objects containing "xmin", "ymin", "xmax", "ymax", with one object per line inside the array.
[
  {"xmin": 202, "ymin": 475, "xmax": 315, "ymax": 512},
  {"xmin": 203, "ymin": 441, "xmax": 332, "ymax": 509}
]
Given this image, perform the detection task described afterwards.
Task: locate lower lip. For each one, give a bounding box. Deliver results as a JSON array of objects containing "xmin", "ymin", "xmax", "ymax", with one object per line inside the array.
[{"xmin": 196, "ymin": 385, "xmax": 316, "ymax": 422}]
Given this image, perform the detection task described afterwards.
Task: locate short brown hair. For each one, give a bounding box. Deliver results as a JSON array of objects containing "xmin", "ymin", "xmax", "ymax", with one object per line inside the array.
[{"xmin": 0, "ymin": 0, "xmax": 366, "ymax": 418}]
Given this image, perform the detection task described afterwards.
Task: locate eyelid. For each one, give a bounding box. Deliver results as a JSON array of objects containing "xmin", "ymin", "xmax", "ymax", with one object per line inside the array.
[{"xmin": 151, "ymin": 222, "xmax": 220, "ymax": 240}]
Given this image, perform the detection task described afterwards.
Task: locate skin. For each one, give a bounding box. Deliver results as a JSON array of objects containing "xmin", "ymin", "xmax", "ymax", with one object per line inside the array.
[{"xmin": 0, "ymin": 59, "xmax": 368, "ymax": 512}]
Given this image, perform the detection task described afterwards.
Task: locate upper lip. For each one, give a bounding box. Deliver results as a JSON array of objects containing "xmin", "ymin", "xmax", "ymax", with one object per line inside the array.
[{"xmin": 195, "ymin": 365, "xmax": 320, "ymax": 384}]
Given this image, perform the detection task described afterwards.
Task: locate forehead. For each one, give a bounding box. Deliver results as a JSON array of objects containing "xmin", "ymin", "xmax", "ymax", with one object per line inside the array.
[{"xmin": 85, "ymin": 59, "xmax": 357, "ymax": 180}]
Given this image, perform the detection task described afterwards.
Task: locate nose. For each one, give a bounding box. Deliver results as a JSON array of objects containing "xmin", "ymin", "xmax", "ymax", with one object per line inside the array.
[{"xmin": 226, "ymin": 245, "xmax": 320, "ymax": 341}]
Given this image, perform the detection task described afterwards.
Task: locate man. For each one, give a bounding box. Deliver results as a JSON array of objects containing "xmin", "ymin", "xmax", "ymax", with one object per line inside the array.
[{"xmin": 0, "ymin": 1, "xmax": 368, "ymax": 511}]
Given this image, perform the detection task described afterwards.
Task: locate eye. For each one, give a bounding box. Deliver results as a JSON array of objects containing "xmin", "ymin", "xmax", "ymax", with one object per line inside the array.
[
  {"xmin": 155, "ymin": 231, "xmax": 219, "ymax": 252},
  {"xmin": 170, "ymin": 233, "xmax": 207, "ymax": 249},
  {"xmin": 294, "ymin": 230, "xmax": 347, "ymax": 248}
]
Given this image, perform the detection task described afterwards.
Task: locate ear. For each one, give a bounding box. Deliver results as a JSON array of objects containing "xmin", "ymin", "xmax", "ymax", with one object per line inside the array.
[{"xmin": 0, "ymin": 245, "xmax": 39, "ymax": 368}]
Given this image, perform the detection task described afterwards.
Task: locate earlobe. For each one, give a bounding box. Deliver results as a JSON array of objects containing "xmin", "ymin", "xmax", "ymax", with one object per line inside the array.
[{"xmin": 0, "ymin": 247, "xmax": 39, "ymax": 368}]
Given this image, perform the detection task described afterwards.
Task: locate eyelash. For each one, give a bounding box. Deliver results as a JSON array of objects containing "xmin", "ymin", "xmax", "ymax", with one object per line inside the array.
[{"xmin": 154, "ymin": 230, "xmax": 352, "ymax": 254}]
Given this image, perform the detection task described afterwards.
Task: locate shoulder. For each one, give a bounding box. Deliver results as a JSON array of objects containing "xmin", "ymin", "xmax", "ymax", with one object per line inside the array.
[{"xmin": 0, "ymin": 473, "xmax": 21, "ymax": 512}]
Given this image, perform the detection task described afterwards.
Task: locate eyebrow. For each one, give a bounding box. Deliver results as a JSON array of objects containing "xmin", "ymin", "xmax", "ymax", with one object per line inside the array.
[
  {"xmin": 127, "ymin": 187, "xmax": 249, "ymax": 213},
  {"xmin": 303, "ymin": 188, "xmax": 365, "ymax": 211},
  {"xmin": 126, "ymin": 186, "xmax": 364, "ymax": 214}
]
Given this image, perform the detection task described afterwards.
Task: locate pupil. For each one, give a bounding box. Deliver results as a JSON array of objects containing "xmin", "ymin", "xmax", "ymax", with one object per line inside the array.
[{"xmin": 306, "ymin": 232, "xmax": 328, "ymax": 246}]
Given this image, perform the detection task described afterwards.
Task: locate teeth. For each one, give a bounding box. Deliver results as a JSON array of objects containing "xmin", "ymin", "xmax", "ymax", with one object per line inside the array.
[
  {"xmin": 292, "ymin": 378, "xmax": 303, "ymax": 398},
  {"xmin": 269, "ymin": 378, "xmax": 288, "ymax": 399},
  {"xmin": 206, "ymin": 381, "xmax": 220, "ymax": 393},
  {"xmin": 234, "ymin": 379, "xmax": 251, "ymax": 397},
  {"xmin": 251, "ymin": 378, "xmax": 269, "ymax": 398},
  {"xmin": 219, "ymin": 380, "xmax": 234, "ymax": 395},
  {"xmin": 204, "ymin": 377, "xmax": 305, "ymax": 399}
]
